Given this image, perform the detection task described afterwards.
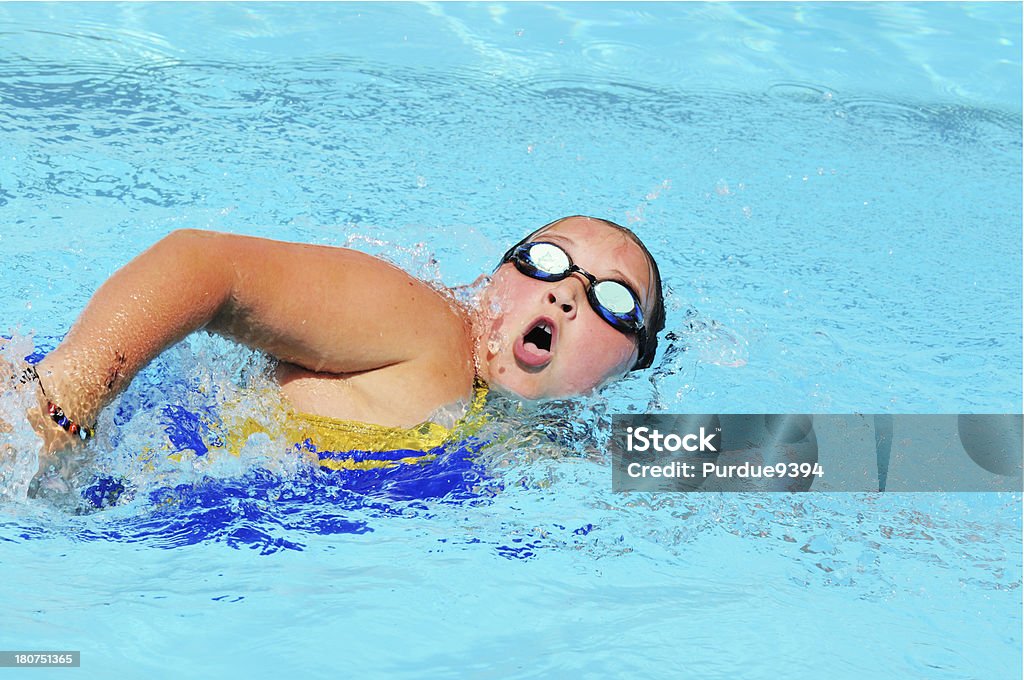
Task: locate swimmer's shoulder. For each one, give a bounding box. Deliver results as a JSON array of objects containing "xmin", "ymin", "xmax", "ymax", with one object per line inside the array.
[{"xmin": 275, "ymin": 258, "xmax": 476, "ymax": 427}]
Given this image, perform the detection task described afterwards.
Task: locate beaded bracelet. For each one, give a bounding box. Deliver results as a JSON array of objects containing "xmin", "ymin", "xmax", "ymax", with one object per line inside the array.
[{"xmin": 19, "ymin": 365, "xmax": 95, "ymax": 441}]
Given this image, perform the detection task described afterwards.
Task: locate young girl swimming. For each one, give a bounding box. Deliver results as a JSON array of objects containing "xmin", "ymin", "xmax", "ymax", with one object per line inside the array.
[{"xmin": 7, "ymin": 215, "xmax": 665, "ymax": 491}]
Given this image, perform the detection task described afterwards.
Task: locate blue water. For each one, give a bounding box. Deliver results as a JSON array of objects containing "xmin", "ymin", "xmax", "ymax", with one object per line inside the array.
[{"xmin": 1, "ymin": 3, "xmax": 1021, "ymax": 678}]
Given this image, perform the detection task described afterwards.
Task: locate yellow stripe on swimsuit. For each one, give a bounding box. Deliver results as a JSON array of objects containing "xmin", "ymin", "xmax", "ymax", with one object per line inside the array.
[{"xmin": 214, "ymin": 380, "xmax": 489, "ymax": 471}]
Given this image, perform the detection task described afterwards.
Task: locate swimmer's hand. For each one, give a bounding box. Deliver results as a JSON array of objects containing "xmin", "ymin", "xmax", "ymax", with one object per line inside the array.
[
  {"xmin": 1, "ymin": 356, "xmax": 83, "ymax": 498},
  {"xmin": 18, "ymin": 371, "xmax": 86, "ymax": 498}
]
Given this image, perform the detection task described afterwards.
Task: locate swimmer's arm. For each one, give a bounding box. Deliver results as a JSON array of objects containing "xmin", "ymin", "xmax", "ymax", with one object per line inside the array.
[{"xmin": 31, "ymin": 228, "xmax": 465, "ymax": 448}]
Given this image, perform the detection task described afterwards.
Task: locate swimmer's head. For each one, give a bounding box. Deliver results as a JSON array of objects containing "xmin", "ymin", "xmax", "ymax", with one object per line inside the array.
[{"xmin": 476, "ymin": 215, "xmax": 666, "ymax": 400}]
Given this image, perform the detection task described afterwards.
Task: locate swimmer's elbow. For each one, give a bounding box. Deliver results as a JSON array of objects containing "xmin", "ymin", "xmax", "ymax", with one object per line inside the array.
[
  {"xmin": 156, "ymin": 228, "xmax": 225, "ymax": 268},
  {"xmin": 161, "ymin": 227, "xmax": 222, "ymax": 246},
  {"xmin": 151, "ymin": 228, "xmax": 238, "ymax": 319}
]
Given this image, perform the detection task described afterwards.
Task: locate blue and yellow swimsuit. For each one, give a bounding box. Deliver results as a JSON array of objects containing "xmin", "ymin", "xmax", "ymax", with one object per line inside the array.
[
  {"xmin": 82, "ymin": 381, "xmax": 490, "ymax": 509},
  {"xmin": 207, "ymin": 380, "xmax": 490, "ymax": 472}
]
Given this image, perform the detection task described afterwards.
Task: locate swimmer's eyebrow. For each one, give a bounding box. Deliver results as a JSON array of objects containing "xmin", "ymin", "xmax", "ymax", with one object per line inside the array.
[{"xmin": 541, "ymin": 233, "xmax": 644, "ymax": 294}]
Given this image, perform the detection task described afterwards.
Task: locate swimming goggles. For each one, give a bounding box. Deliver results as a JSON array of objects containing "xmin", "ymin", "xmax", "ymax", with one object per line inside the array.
[{"xmin": 501, "ymin": 241, "xmax": 648, "ymax": 346}]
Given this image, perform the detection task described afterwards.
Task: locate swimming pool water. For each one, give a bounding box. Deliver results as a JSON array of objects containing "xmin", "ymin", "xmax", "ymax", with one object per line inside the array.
[{"xmin": 0, "ymin": 3, "xmax": 1021, "ymax": 678}]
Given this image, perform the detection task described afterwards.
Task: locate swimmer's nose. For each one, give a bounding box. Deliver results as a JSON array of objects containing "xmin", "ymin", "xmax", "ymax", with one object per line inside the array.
[{"xmin": 546, "ymin": 275, "xmax": 586, "ymax": 319}]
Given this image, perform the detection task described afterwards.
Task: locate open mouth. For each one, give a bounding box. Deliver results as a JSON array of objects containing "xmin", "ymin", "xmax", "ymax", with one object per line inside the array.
[
  {"xmin": 525, "ymin": 322, "xmax": 553, "ymax": 352},
  {"xmin": 513, "ymin": 317, "xmax": 556, "ymax": 369}
]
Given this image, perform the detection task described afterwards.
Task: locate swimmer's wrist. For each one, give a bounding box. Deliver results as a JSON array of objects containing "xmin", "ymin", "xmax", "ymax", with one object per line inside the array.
[
  {"xmin": 22, "ymin": 366, "xmax": 97, "ymax": 442},
  {"xmin": 43, "ymin": 400, "xmax": 95, "ymax": 441}
]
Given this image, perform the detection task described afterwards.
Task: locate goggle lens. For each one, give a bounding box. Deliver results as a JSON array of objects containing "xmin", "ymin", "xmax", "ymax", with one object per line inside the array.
[
  {"xmin": 592, "ymin": 280, "xmax": 637, "ymax": 315},
  {"xmin": 523, "ymin": 242, "xmax": 571, "ymax": 277}
]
